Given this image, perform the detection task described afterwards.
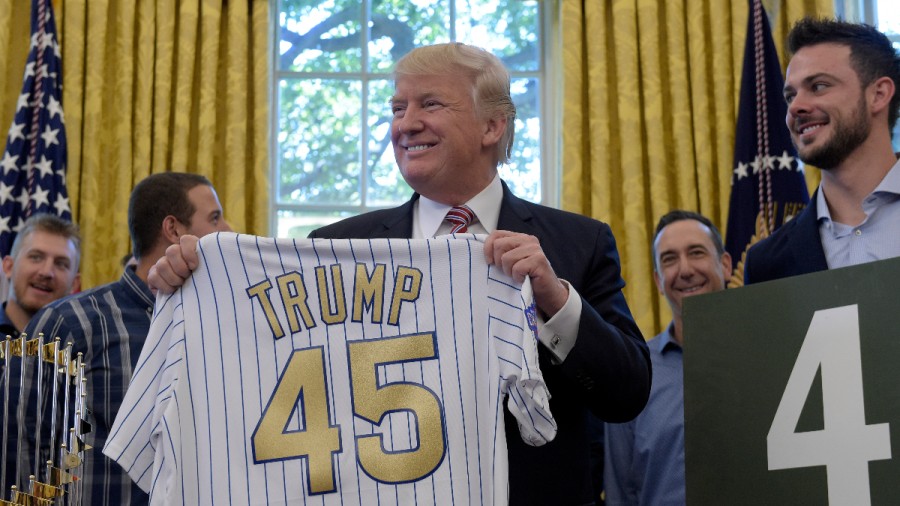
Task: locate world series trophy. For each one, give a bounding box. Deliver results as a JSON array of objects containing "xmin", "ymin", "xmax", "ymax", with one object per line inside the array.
[{"xmin": 0, "ymin": 334, "xmax": 90, "ymax": 505}]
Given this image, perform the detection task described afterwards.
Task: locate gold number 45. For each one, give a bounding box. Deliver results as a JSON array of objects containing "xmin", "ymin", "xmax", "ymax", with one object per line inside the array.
[{"xmin": 252, "ymin": 332, "xmax": 446, "ymax": 494}]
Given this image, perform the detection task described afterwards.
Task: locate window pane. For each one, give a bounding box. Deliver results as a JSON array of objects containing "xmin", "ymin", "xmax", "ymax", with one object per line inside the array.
[
  {"xmin": 878, "ymin": 0, "xmax": 900, "ymax": 36},
  {"xmin": 279, "ymin": 0, "xmax": 363, "ymax": 72},
  {"xmin": 500, "ymin": 78, "xmax": 541, "ymax": 202},
  {"xmin": 367, "ymin": 79, "xmax": 414, "ymax": 205},
  {"xmin": 277, "ymin": 78, "xmax": 362, "ymax": 205},
  {"xmin": 875, "ymin": 0, "xmax": 900, "ymax": 150},
  {"xmin": 276, "ymin": 209, "xmax": 357, "ymax": 239},
  {"xmin": 274, "ymin": 0, "xmax": 548, "ymax": 228},
  {"xmin": 456, "ymin": 0, "xmax": 539, "ymax": 72},
  {"xmin": 369, "ymin": 0, "xmax": 450, "ymax": 72}
]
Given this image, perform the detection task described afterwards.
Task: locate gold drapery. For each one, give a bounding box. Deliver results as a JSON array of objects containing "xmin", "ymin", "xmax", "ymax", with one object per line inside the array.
[
  {"xmin": 560, "ymin": 0, "xmax": 832, "ymax": 338},
  {"xmin": 0, "ymin": 1, "xmax": 34, "ymax": 163},
  {"xmin": 0, "ymin": 0, "xmax": 269, "ymax": 288}
]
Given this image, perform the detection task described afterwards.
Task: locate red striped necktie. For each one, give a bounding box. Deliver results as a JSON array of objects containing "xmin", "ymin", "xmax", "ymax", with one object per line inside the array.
[{"xmin": 445, "ymin": 205, "xmax": 477, "ymax": 233}]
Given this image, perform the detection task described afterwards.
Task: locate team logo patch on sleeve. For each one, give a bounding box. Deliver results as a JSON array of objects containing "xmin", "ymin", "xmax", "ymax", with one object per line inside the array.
[{"xmin": 525, "ymin": 303, "xmax": 539, "ymax": 339}]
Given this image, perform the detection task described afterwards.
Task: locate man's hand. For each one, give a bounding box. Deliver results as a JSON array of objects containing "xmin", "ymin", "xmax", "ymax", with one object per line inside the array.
[
  {"xmin": 148, "ymin": 235, "xmax": 200, "ymax": 294},
  {"xmin": 483, "ymin": 230, "xmax": 569, "ymax": 318}
]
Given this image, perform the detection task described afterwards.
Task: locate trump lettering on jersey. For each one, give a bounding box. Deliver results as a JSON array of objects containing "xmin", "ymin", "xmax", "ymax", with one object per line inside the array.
[{"xmin": 246, "ymin": 261, "xmax": 426, "ymax": 338}]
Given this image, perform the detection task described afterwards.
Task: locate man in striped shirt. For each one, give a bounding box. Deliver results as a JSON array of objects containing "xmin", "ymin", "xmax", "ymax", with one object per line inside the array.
[{"xmin": 22, "ymin": 172, "xmax": 231, "ymax": 505}]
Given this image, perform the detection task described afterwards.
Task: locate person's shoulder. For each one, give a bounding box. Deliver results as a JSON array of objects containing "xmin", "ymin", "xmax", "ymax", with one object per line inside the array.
[
  {"xmin": 25, "ymin": 280, "xmax": 122, "ymax": 348},
  {"xmin": 747, "ymin": 205, "xmax": 811, "ymax": 258},
  {"xmin": 512, "ymin": 196, "xmax": 612, "ymax": 232},
  {"xmin": 646, "ymin": 329, "xmax": 668, "ymax": 345},
  {"xmin": 744, "ymin": 203, "xmax": 819, "ymax": 284},
  {"xmin": 310, "ymin": 210, "xmax": 392, "ymax": 239},
  {"xmin": 0, "ymin": 319, "xmax": 17, "ymax": 338},
  {"xmin": 44, "ymin": 279, "xmax": 120, "ymax": 314},
  {"xmin": 310, "ymin": 203, "xmax": 412, "ymax": 239}
]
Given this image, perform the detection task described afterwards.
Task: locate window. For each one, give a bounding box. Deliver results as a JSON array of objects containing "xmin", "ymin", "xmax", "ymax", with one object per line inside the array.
[
  {"xmin": 872, "ymin": 0, "xmax": 900, "ymax": 149},
  {"xmin": 836, "ymin": 0, "xmax": 900, "ymax": 148},
  {"xmin": 272, "ymin": 0, "xmax": 553, "ymax": 238},
  {"xmin": 871, "ymin": 1, "xmax": 900, "ymax": 47},
  {"xmin": 835, "ymin": 1, "xmax": 900, "ymax": 44}
]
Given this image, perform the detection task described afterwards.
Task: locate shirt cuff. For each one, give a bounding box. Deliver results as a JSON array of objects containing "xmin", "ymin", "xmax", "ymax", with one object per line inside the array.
[{"xmin": 537, "ymin": 279, "xmax": 582, "ymax": 363}]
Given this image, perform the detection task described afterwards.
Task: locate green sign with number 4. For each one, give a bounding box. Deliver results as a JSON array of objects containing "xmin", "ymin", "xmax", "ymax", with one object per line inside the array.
[{"xmin": 683, "ymin": 256, "xmax": 900, "ymax": 505}]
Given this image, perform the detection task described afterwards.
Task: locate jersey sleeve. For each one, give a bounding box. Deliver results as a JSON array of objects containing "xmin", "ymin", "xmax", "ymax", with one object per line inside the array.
[
  {"xmin": 103, "ymin": 290, "xmax": 186, "ymax": 493},
  {"xmin": 493, "ymin": 276, "xmax": 558, "ymax": 446}
]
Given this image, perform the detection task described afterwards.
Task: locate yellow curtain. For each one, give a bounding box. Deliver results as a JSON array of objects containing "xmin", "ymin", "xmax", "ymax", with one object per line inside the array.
[
  {"xmin": 0, "ymin": 0, "xmax": 34, "ymax": 147},
  {"xmin": 560, "ymin": 0, "xmax": 832, "ymax": 339},
  {"xmin": 1, "ymin": 0, "xmax": 269, "ymax": 288}
]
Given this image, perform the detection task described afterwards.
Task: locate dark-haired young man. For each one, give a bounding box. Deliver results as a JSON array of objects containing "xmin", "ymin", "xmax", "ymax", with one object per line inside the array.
[
  {"xmin": 21, "ymin": 172, "xmax": 230, "ymax": 505},
  {"xmin": 745, "ymin": 17, "xmax": 900, "ymax": 283}
]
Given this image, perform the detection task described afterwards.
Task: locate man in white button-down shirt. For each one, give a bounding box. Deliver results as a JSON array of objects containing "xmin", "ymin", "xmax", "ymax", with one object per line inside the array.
[{"xmin": 746, "ymin": 17, "xmax": 900, "ymax": 284}]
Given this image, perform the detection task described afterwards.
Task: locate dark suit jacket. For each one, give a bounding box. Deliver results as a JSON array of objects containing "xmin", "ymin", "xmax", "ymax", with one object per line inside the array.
[
  {"xmin": 310, "ymin": 181, "xmax": 651, "ymax": 505},
  {"xmin": 744, "ymin": 191, "xmax": 829, "ymax": 285}
]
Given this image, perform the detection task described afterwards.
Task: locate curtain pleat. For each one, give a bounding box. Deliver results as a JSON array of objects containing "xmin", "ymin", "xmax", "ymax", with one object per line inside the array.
[
  {"xmin": 0, "ymin": 0, "xmax": 270, "ymax": 288},
  {"xmin": 58, "ymin": 0, "xmax": 269, "ymax": 286},
  {"xmin": 561, "ymin": 0, "xmax": 832, "ymax": 338},
  {"xmin": 0, "ymin": 0, "xmax": 33, "ymax": 146}
]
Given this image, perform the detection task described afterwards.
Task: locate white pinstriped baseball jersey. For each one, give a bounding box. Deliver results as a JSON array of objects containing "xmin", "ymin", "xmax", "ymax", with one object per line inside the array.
[{"xmin": 104, "ymin": 232, "xmax": 556, "ymax": 506}]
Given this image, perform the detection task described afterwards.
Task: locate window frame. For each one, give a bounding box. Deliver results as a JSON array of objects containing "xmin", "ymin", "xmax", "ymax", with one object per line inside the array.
[{"xmin": 267, "ymin": 0, "xmax": 561, "ymax": 236}]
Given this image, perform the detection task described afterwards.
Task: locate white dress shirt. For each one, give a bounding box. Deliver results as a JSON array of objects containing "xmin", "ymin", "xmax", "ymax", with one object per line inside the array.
[{"xmin": 817, "ymin": 158, "xmax": 900, "ymax": 269}]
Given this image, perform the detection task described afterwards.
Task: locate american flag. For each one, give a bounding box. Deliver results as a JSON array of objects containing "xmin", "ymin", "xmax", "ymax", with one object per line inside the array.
[
  {"xmin": 0, "ymin": 0, "xmax": 71, "ymax": 257},
  {"xmin": 724, "ymin": 0, "xmax": 809, "ymax": 287}
]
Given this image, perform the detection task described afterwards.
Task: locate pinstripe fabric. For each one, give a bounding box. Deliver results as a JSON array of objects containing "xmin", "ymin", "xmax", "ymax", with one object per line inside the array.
[
  {"xmin": 105, "ymin": 232, "xmax": 556, "ymax": 506},
  {"xmin": 22, "ymin": 267, "xmax": 153, "ymax": 505}
]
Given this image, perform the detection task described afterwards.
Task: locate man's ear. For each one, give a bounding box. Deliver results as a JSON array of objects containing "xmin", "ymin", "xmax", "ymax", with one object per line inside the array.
[
  {"xmin": 161, "ymin": 215, "xmax": 183, "ymax": 244},
  {"xmin": 70, "ymin": 273, "xmax": 81, "ymax": 294},
  {"xmin": 870, "ymin": 76, "xmax": 895, "ymax": 116},
  {"xmin": 721, "ymin": 252, "xmax": 733, "ymax": 284},
  {"xmin": 2, "ymin": 255, "xmax": 14, "ymax": 278},
  {"xmin": 482, "ymin": 115, "xmax": 507, "ymax": 149}
]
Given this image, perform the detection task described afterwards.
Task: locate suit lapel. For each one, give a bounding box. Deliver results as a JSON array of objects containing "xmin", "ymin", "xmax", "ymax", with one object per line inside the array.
[
  {"xmin": 379, "ymin": 194, "xmax": 418, "ymax": 238},
  {"xmin": 496, "ymin": 180, "xmax": 534, "ymax": 233},
  {"xmin": 787, "ymin": 192, "xmax": 829, "ymax": 273}
]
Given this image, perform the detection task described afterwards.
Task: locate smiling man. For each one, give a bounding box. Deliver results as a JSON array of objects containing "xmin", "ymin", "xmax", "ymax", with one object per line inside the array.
[
  {"xmin": 0, "ymin": 214, "xmax": 80, "ymax": 495},
  {"xmin": 150, "ymin": 43, "xmax": 651, "ymax": 505},
  {"xmin": 744, "ymin": 17, "xmax": 900, "ymax": 284},
  {"xmin": 605, "ymin": 210, "xmax": 731, "ymax": 506},
  {"xmin": 309, "ymin": 42, "xmax": 651, "ymax": 506},
  {"xmin": 0, "ymin": 213, "xmax": 81, "ymax": 337}
]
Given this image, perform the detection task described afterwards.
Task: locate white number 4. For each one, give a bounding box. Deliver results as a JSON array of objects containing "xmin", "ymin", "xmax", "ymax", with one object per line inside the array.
[{"xmin": 767, "ymin": 304, "xmax": 891, "ymax": 505}]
